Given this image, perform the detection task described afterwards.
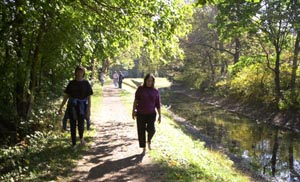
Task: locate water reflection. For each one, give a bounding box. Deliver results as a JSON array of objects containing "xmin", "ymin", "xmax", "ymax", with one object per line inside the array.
[{"xmin": 161, "ymin": 91, "xmax": 300, "ymax": 181}]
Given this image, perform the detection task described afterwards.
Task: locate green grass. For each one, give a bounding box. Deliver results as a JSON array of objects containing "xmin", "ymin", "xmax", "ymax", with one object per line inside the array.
[
  {"xmin": 0, "ymin": 83, "xmax": 103, "ymax": 182},
  {"xmin": 121, "ymin": 78, "xmax": 250, "ymax": 182}
]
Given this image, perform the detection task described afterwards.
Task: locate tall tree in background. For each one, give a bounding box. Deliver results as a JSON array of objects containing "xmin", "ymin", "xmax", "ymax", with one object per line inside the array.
[
  {"xmin": 289, "ymin": 0, "xmax": 300, "ymax": 90},
  {"xmin": 257, "ymin": 0, "xmax": 292, "ymax": 104},
  {"xmin": 194, "ymin": 0, "xmax": 298, "ymax": 108},
  {"xmin": 181, "ymin": 6, "xmax": 222, "ymax": 89}
]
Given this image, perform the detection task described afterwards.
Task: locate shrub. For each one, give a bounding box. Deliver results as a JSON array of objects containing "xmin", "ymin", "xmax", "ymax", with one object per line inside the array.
[{"xmin": 227, "ymin": 62, "xmax": 275, "ymax": 105}]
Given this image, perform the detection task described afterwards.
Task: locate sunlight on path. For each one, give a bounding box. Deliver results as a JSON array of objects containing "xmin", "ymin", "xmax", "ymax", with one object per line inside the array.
[{"xmin": 71, "ymin": 84, "xmax": 164, "ymax": 182}]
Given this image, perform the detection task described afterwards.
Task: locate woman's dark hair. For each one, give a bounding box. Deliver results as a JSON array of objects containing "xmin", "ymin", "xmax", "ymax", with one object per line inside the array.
[
  {"xmin": 143, "ymin": 73, "xmax": 155, "ymax": 88},
  {"xmin": 75, "ymin": 65, "xmax": 85, "ymax": 78}
]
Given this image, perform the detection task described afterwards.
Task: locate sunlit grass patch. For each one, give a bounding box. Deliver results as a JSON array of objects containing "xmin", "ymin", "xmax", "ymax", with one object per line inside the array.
[{"xmin": 149, "ymin": 112, "xmax": 250, "ymax": 182}]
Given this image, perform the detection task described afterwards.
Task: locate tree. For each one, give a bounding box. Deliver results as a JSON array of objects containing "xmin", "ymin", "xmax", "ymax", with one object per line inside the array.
[
  {"xmin": 196, "ymin": 0, "xmax": 294, "ymax": 107},
  {"xmin": 0, "ymin": 0, "xmax": 192, "ymax": 140},
  {"xmin": 289, "ymin": 0, "xmax": 300, "ymax": 90},
  {"xmin": 181, "ymin": 6, "xmax": 223, "ymax": 89}
]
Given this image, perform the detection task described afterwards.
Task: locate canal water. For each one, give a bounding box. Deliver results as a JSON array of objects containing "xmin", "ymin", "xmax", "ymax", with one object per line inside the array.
[{"xmin": 160, "ymin": 91, "xmax": 300, "ymax": 182}]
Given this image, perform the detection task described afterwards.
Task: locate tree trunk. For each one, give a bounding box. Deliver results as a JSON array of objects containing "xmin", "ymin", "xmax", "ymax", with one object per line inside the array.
[
  {"xmin": 234, "ymin": 37, "xmax": 241, "ymax": 63},
  {"xmin": 27, "ymin": 18, "xmax": 46, "ymax": 117},
  {"xmin": 274, "ymin": 48, "xmax": 281, "ymax": 105},
  {"xmin": 90, "ymin": 58, "xmax": 96, "ymax": 86},
  {"xmin": 207, "ymin": 52, "xmax": 215, "ymax": 85},
  {"xmin": 290, "ymin": 32, "xmax": 300, "ymax": 89},
  {"xmin": 102, "ymin": 58, "xmax": 111, "ymax": 73},
  {"xmin": 15, "ymin": 0, "xmax": 28, "ymax": 119}
]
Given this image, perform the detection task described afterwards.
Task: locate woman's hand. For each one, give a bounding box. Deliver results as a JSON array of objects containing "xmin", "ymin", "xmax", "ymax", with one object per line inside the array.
[
  {"xmin": 58, "ymin": 108, "xmax": 62, "ymax": 115},
  {"xmin": 86, "ymin": 108, "xmax": 91, "ymax": 118},
  {"xmin": 158, "ymin": 115, "xmax": 161, "ymax": 124},
  {"xmin": 132, "ymin": 110, "xmax": 136, "ymax": 120},
  {"xmin": 58, "ymin": 94, "xmax": 69, "ymax": 115}
]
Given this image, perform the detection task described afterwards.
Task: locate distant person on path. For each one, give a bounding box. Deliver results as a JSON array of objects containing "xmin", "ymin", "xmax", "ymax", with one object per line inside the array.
[
  {"xmin": 113, "ymin": 71, "xmax": 119, "ymax": 88},
  {"xmin": 58, "ymin": 65, "xmax": 93, "ymax": 148},
  {"xmin": 118, "ymin": 71, "xmax": 124, "ymax": 89},
  {"xmin": 132, "ymin": 73, "xmax": 161, "ymax": 153},
  {"xmin": 99, "ymin": 71, "xmax": 106, "ymax": 87}
]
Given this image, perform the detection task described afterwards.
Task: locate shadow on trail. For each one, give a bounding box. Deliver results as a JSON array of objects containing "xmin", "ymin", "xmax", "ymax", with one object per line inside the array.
[
  {"xmin": 71, "ymin": 85, "xmax": 166, "ymax": 182},
  {"xmin": 87, "ymin": 153, "xmax": 145, "ymax": 180},
  {"xmin": 71, "ymin": 118, "xmax": 142, "ymax": 181}
]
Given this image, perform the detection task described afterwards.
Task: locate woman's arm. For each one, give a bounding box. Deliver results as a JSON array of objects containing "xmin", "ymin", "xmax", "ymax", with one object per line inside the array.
[
  {"xmin": 58, "ymin": 94, "xmax": 69, "ymax": 114},
  {"xmin": 132, "ymin": 99, "xmax": 138, "ymax": 120},
  {"xmin": 156, "ymin": 91, "xmax": 161, "ymax": 123},
  {"xmin": 86, "ymin": 96, "xmax": 91, "ymax": 118},
  {"xmin": 157, "ymin": 107, "xmax": 161, "ymax": 124},
  {"xmin": 132, "ymin": 87, "xmax": 141, "ymax": 120}
]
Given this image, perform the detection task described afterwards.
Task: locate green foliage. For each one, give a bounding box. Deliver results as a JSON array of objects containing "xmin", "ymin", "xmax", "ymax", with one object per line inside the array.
[
  {"xmin": 195, "ymin": 0, "xmax": 260, "ymax": 6},
  {"xmin": 0, "ymin": 0, "xmax": 192, "ymax": 144},
  {"xmin": 180, "ymin": 6, "xmax": 224, "ymax": 90},
  {"xmin": 181, "ymin": 0, "xmax": 300, "ymax": 111},
  {"xmin": 229, "ymin": 56, "xmax": 263, "ymax": 77},
  {"xmin": 0, "ymin": 83, "xmax": 102, "ymax": 181},
  {"xmin": 180, "ymin": 65, "xmax": 210, "ymax": 90},
  {"xmin": 279, "ymin": 90, "xmax": 300, "ymax": 110},
  {"xmin": 126, "ymin": 0, "xmax": 193, "ymax": 76},
  {"xmin": 226, "ymin": 59, "xmax": 300, "ymax": 109},
  {"xmin": 0, "ymin": 130, "xmax": 95, "ymax": 182},
  {"xmin": 228, "ymin": 62, "xmax": 275, "ymax": 104}
]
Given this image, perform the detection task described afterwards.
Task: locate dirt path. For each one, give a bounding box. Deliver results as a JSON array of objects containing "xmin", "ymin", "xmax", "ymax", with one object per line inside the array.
[{"xmin": 71, "ymin": 85, "xmax": 165, "ymax": 182}]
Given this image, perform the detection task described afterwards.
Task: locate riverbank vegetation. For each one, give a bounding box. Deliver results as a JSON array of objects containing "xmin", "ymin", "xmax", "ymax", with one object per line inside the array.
[{"xmin": 178, "ymin": 1, "xmax": 300, "ymax": 113}]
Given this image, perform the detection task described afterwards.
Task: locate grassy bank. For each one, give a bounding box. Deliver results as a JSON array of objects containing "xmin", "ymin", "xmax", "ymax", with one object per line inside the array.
[
  {"xmin": 0, "ymin": 83, "xmax": 102, "ymax": 182},
  {"xmin": 121, "ymin": 78, "xmax": 250, "ymax": 182}
]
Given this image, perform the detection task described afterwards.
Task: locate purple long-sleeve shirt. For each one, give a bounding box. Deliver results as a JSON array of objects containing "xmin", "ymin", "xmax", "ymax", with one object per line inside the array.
[{"xmin": 135, "ymin": 86, "xmax": 161, "ymax": 114}]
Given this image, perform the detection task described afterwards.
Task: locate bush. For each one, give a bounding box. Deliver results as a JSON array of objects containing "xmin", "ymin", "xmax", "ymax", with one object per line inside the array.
[
  {"xmin": 226, "ymin": 62, "xmax": 275, "ymax": 105},
  {"xmin": 279, "ymin": 89, "xmax": 300, "ymax": 110},
  {"xmin": 229, "ymin": 56, "xmax": 263, "ymax": 77},
  {"xmin": 180, "ymin": 66, "xmax": 213, "ymax": 90}
]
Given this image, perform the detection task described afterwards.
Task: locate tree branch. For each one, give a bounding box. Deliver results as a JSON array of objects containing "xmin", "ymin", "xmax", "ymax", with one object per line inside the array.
[
  {"xmin": 258, "ymin": 35, "xmax": 275, "ymax": 72},
  {"xmin": 183, "ymin": 39, "xmax": 235, "ymax": 56}
]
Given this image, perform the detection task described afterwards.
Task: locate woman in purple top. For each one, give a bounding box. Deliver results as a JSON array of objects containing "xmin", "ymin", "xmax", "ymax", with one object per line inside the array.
[{"xmin": 132, "ymin": 74, "xmax": 161, "ymax": 153}]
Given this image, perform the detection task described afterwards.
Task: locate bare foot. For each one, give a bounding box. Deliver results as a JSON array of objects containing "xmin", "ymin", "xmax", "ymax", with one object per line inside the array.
[{"xmin": 80, "ymin": 139, "xmax": 86, "ymax": 146}]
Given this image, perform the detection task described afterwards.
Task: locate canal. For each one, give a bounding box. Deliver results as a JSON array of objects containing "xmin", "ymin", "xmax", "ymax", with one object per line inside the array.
[{"xmin": 160, "ymin": 90, "xmax": 300, "ymax": 182}]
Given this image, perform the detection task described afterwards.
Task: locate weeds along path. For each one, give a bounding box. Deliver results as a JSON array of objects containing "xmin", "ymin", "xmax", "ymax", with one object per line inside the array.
[{"xmin": 71, "ymin": 84, "xmax": 165, "ymax": 182}]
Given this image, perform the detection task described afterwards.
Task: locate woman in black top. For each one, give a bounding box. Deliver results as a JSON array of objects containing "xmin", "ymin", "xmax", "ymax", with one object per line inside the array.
[{"xmin": 58, "ymin": 66, "xmax": 93, "ymax": 148}]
